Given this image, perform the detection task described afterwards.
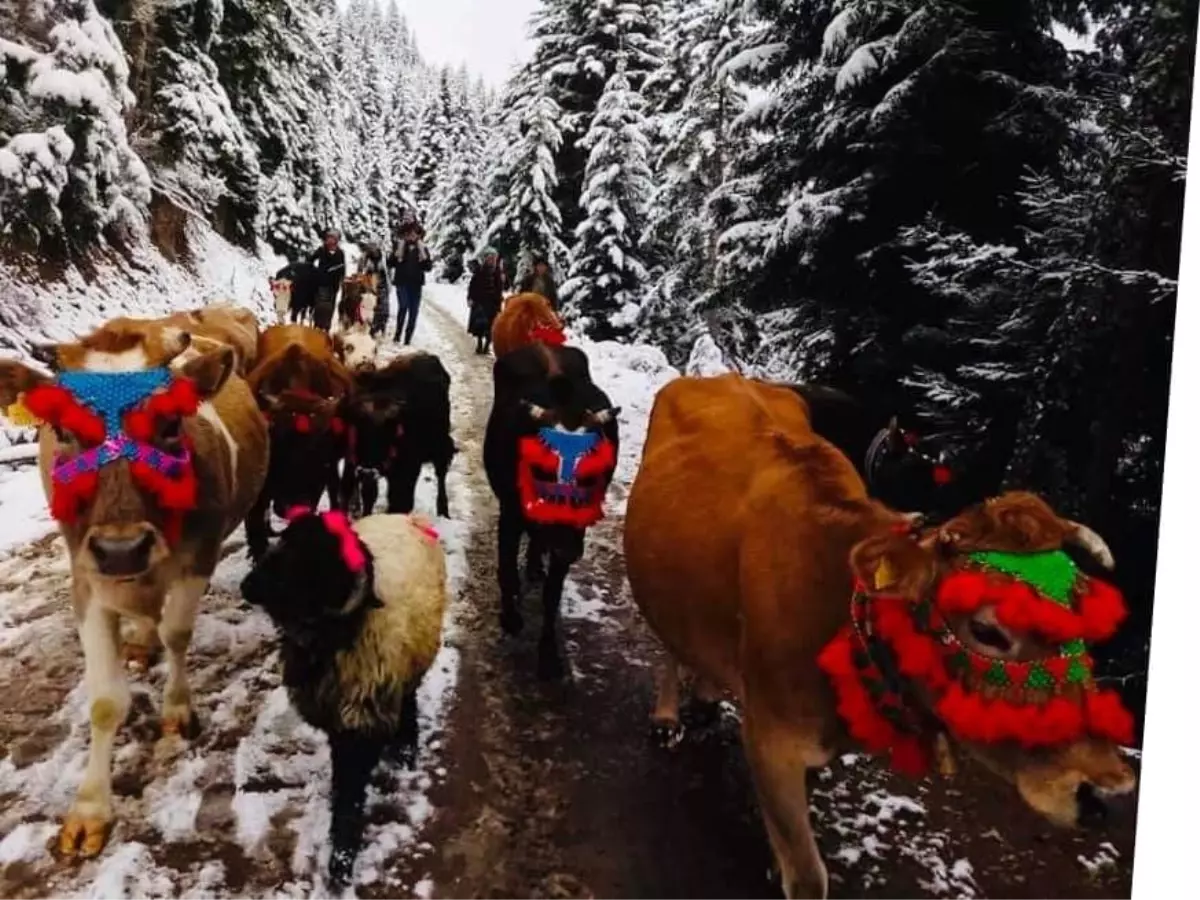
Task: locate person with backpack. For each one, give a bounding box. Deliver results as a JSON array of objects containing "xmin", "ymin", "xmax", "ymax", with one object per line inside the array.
[
  {"xmin": 308, "ymin": 229, "xmax": 346, "ymax": 332},
  {"xmin": 388, "ymin": 222, "xmax": 432, "ymax": 345}
]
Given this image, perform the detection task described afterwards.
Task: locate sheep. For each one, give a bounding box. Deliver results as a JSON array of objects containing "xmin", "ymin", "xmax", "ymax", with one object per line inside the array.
[{"xmin": 239, "ymin": 508, "xmax": 447, "ymax": 889}]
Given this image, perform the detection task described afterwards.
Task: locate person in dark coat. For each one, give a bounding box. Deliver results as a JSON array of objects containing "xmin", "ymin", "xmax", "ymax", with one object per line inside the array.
[
  {"xmin": 388, "ymin": 222, "xmax": 433, "ymax": 345},
  {"xmin": 518, "ymin": 255, "xmax": 559, "ymax": 311},
  {"xmin": 308, "ymin": 229, "xmax": 346, "ymax": 332},
  {"xmin": 468, "ymin": 247, "xmax": 505, "ymax": 355}
]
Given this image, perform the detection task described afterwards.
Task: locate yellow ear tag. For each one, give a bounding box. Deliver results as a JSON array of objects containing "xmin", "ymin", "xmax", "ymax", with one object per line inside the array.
[
  {"xmin": 874, "ymin": 557, "xmax": 896, "ymax": 591},
  {"xmin": 3, "ymin": 394, "xmax": 41, "ymax": 428}
]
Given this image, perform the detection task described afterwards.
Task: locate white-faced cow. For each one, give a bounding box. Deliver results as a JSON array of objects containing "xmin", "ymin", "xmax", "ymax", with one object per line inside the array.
[
  {"xmin": 624, "ymin": 373, "xmax": 1136, "ymax": 899},
  {"xmin": 0, "ymin": 319, "xmax": 268, "ymax": 858},
  {"xmin": 482, "ymin": 341, "xmax": 620, "ymax": 678}
]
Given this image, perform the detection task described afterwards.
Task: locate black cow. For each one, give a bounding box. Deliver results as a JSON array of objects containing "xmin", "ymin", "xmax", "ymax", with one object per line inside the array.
[
  {"xmin": 340, "ymin": 352, "xmax": 455, "ymax": 519},
  {"xmin": 771, "ymin": 382, "xmax": 957, "ymax": 518},
  {"xmin": 483, "ymin": 342, "xmax": 620, "ymax": 679},
  {"xmin": 275, "ymin": 261, "xmax": 318, "ymax": 324}
]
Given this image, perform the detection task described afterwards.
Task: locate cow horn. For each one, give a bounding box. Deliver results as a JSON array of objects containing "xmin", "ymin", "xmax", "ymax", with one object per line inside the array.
[
  {"xmin": 260, "ymin": 392, "xmax": 282, "ymax": 411},
  {"xmin": 524, "ymin": 401, "xmax": 551, "ymax": 422},
  {"xmin": 1066, "ymin": 520, "xmax": 1115, "ymax": 570},
  {"xmin": 591, "ymin": 406, "xmax": 622, "ymax": 425}
]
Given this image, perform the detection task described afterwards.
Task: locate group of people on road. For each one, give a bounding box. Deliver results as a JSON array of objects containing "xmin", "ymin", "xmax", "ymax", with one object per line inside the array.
[
  {"xmin": 278, "ymin": 221, "xmax": 561, "ymax": 354},
  {"xmin": 466, "ymin": 250, "xmax": 559, "ymax": 355}
]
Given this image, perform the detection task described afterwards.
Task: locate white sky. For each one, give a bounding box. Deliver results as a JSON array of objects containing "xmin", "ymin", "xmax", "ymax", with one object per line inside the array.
[{"xmin": 395, "ymin": 0, "xmax": 538, "ymax": 87}]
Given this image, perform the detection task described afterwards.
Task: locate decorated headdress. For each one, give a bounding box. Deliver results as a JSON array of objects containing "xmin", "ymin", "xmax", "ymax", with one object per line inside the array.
[
  {"xmin": 818, "ymin": 547, "xmax": 1134, "ymax": 776},
  {"xmin": 21, "ymin": 368, "xmax": 201, "ymax": 543},
  {"xmin": 517, "ymin": 426, "xmax": 617, "ymax": 528}
]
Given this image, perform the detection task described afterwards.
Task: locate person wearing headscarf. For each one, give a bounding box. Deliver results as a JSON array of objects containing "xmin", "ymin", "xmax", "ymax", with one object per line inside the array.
[
  {"xmin": 518, "ymin": 254, "xmax": 559, "ymax": 311},
  {"xmin": 467, "ymin": 247, "xmax": 505, "ymax": 355}
]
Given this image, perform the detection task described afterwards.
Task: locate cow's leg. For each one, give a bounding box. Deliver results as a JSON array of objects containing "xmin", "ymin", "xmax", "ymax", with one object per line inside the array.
[
  {"xmin": 121, "ymin": 616, "xmax": 161, "ymax": 672},
  {"xmin": 537, "ymin": 558, "xmax": 569, "ymax": 680},
  {"xmin": 385, "ymin": 458, "xmax": 420, "ymax": 514},
  {"xmin": 59, "ymin": 596, "xmax": 129, "ymax": 858},
  {"xmin": 396, "ymin": 685, "xmax": 419, "ymax": 769},
  {"xmin": 327, "ymin": 731, "xmax": 385, "ymax": 890},
  {"xmin": 433, "ymin": 453, "xmax": 451, "ymax": 519},
  {"xmin": 339, "ymin": 459, "xmax": 358, "ymax": 513},
  {"xmin": 742, "ymin": 719, "xmax": 830, "ymax": 899},
  {"xmin": 651, "ymin": 658, "xmax": 685, "ymax": 748},
  {"xmin": 158, "ymin": 575, "xmax": 207, "ymax": 738},
  {"xmin": 497, "ymin": 505, "xmax": 524, "ymax": 635},
  {"xmin": 524, "ymin": 529, "xmax": 545, "ymax": 584},
  {"xmin": 684, "ymin": 670, "xmax": 724, "ymax": 730},
  {"xmin": 361, "ymin": 471, "xmax": 379, "ymax": 518},
  {"xmin": 245, "ymin": 489, "xmax": 271, "ymax": 562},
  {"xmin": 325, "ymin": 460, "xmax": 343, "ymax": 511}
]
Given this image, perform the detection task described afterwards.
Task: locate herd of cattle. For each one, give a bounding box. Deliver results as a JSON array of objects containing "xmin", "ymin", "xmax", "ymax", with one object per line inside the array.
[{"xmin": 0, "ymin": 291, "xmax": 1138, "ymax": 898}]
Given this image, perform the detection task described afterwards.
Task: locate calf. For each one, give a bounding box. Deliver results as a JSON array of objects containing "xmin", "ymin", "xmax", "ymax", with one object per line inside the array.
[
  {"xmin": 491, "ymin": 292, "xmax": 565, "ymax": 359},
  {"xmin": 333, "ymin": 326, "xmax": 378, "ymax": 374},
  {"xmin": 245, "ymin": 325, "xmax": 353, "ymax": 561},
  {"xmin": 270, "ymin": 279, "xmax": 292, "ymax": 323},
  {"xmin": 340, "ymin": 351, "xmax": 455, "ymax": 520},
  {"xmin": 339, "ymin": 275, "xmax": 375, "ymax": 331},
  {"xmin": 624, "ymin": 373, "xmax": 1135, "ymax": 898},
  {"xmin": 482, "ymin": 342, "xmax": 619, "ymax": 678},
  {"xmin": 0, "ymin": 322, "xmax": 268, "ymax": 858}
]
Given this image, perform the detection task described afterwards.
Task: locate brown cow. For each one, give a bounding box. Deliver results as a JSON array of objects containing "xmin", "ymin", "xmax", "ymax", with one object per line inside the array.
[
  {"xmin": 45, "ymin": 303, "xmax": 261, "ymax": 377},
  {"xmin": 339, "ymin": 274, "xmax": 376, "ymax": 331},
  {"xmin": 491, "ymin": 292, "xmax": 565, "ymax": 359},
  {"xmin": 244, "ymin": 324, "xmax": 354, "ymax": 560},
  {"xmin": 624, "ymin": 373, "xmax": 1137, "ymax": 898},
  {"xmin": 0, "ymin": 323, "xmax": 268, "ymax": 859}
]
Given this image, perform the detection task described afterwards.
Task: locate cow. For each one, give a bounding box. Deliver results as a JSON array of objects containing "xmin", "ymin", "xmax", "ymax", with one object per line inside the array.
[
  {"xmin": 623, "ymin": 373, "xmax": 1137, "ymax": 899},
  {"xmin": 0, "ymin": 321, "xmax": 268, "ymax": 859},
  {"xmin": 339, "ymin": 274, "xmax": 376, "ymax": 331},
  {"xmin": 491, "ymin": 292, "xmax": 565, "ymax": 359},
  {"xmin": 339, "ymin": 351, "xmax": 455, "ymax": 520},
  {"xmin": 244, "ymin": 324, "xmax": 354, "ymax": 561},
  {"xmin": 273, "ymin": 261, "xmax": 318, "ymax": 324},
  {"xmin": 270, "ymin": 279, "xmax": 292, "ymax": 323},
  {"xmin": 482, "ymin": 341, "xmax": 620, "ymax": 678},
  {"xmin": 332, "ymin": 326, "xmax": 378, "ymax": 374}
]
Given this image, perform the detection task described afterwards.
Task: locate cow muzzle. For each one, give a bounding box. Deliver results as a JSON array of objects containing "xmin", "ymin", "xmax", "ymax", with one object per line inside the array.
[{"xmin": 85, "ymin": 525, "xmax": 164, "ymax": 578}]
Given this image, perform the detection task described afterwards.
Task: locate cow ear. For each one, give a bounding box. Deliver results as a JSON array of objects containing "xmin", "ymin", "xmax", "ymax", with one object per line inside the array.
[
  {"xmin": 179, "ymin": 346, "xmax": 234, "ymax": 399},
  {"xmin": 28, "ymin": 342, "xmax": 60, "ymax": 371},
  {"xmin": 849, "ymin": 529, "xmax": 937, "ymax": 597},
  {"xmin": 0, "ymin": 359, "xmax": 53, "ymax": 407}
]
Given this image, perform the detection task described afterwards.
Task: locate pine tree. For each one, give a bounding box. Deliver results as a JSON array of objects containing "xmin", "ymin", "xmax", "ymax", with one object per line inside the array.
[
  {"xmin": 1, "ymin": 0, "xmax": 152, "ymax": 255},
  {"xmin": 560, "ymin": 63, "xmax": 653, "ymax": 340}
]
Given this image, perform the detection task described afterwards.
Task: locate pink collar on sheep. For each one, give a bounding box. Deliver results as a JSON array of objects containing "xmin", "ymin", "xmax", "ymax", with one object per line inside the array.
[{"xmin": 284, "ymin": 506, "xmax": 367, "ymax": 573}]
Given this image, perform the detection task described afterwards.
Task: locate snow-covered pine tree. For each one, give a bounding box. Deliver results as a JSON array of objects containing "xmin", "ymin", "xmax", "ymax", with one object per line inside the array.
[
  {"xmin": 409, "ymin": 68, "xmax": 453, "ymax": 219},
  {"xmin": 1, "ymin": 0, "xmax": 152, "ymax": 255},
  {"xmin": 638, "ymin": 0, "xmax": 746, "ymax": 362},
  {"xmin": 429, "ymin": 75, "xmax": 486, "ymax": 282},
  {"xmin": 560, "ymin": 62, "xmax": 653, "ymax": 340}
]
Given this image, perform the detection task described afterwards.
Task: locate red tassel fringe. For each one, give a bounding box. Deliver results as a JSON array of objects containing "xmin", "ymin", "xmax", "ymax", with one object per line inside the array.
[{"xmin": 24, "ymin": 384, "xmax": 105, "ymax": 445}]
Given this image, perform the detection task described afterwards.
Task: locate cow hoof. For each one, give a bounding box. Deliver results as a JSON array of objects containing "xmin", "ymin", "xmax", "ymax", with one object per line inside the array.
[
  {"xmin": 57, "ymin": 812, "xmax": 111, "ymax": 859},
  {"xmin": 500, "ymin": 606, "xmax": 524, "ymax": 636},
  {"xmin": 524, "ymin": 563, "xmax": 545, "ymax": 585},
  {"xmin": 328, "ymin": 848, "xmax": 356, "ymax": 891},
  {"xmin": 650, "ymin": 719, "xmax": 686, "ymax": 750},
  {"xmin": 122, "ymin": 643, "xmax": 159, "ymax": 672},
  {"xmin": 682, "ymin": 698, "xmax": 722, "ymax": 730},
  {"xmin": 161, "ymin": 708, "xmax": 200, "ymax": 740}
]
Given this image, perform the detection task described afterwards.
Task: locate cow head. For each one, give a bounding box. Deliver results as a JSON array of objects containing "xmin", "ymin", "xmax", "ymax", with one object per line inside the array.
[
  {"xmin": 240, "ymin": 508, "xmax": 378, "ymax": 651},
  {"xmin": 516, "ymin": 383, "xmax": 620, "ymax": 563},
  {"xmin": 333, "ymin": 329, "xmax": 377, "ymax": 374},
  {"xmin": 865, "ymin": 417, "xmax": 953, "ymax": 511},
  {"xmin": 343, "ymin": 384, "xmax": 405, "ymax": 473},
  {"xmin": 0, "ymin": 331, "xmax": 233, "ymax": 582},
  {"xmin": 260, "ymin": 387, "xmax": 345, "ymax": 514},
  {"xmin": 820, "ymin": 491, "xmax": 1136, "ymax": 829}
]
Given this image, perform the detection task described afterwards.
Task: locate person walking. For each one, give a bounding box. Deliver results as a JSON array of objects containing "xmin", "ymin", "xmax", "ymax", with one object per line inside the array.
[
  {"xmin": 388, "ymin": 222, "xmax": 432, "ymax": 345},
  {"xmin": 357, "ymin": 242, "xmax": 391, "ymax": 336},
  {"xmin": 518, "ymin": 255, "xmax": 559, "ymax": 311},
  {"xmin": 308, "ymin": 229, "xmax": 345, "ymax": 333},
  {"xmin": 467, "ymin": 247, "xmax": 506, "ymax": 355}
]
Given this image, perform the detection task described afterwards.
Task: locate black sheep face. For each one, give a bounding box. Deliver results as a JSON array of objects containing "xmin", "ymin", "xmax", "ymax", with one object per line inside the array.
[{"xmin": 240, "ymin": 516, "xmax": 376, "ymax": 647}]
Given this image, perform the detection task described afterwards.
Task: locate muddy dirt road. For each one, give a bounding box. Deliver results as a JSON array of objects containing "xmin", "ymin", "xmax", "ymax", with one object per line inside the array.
[{"xmin": 0, "ymin": 295, "xmax": 1137, "ymax": 899}]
